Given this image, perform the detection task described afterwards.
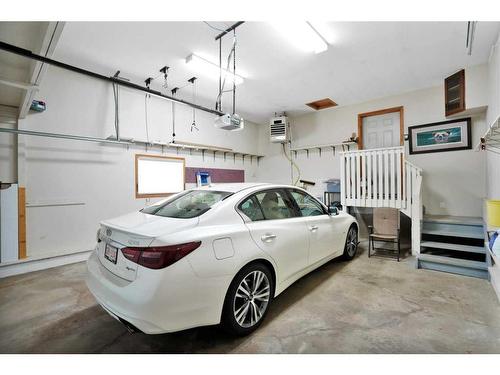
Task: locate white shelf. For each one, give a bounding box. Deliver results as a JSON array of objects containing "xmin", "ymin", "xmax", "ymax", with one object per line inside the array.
[
  {"xmin": 106, "ymin": 136, "xmax": 264, "ymax": 161},
  {"xmin": 290, "ymin": 141, "xmax": 357, "ymax": 157}
]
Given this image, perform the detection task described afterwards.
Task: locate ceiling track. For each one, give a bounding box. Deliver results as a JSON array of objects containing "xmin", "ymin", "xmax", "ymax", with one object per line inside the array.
[
  {"xmin": 0, "ymin": 40, "xmax": 224, "ymax": 117},
  {"xmin": 215, "ymin": 21, "xmax": 245, "ymax": 41}
]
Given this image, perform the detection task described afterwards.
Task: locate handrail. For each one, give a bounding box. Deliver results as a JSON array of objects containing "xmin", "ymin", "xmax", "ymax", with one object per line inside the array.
[
  {"xmin": 340, "ymin": 145, "xmax": 404, "ymax": 154},
  {"xmin": 404, "ymin": 160, "xmax": 423, "ymax": 174}
]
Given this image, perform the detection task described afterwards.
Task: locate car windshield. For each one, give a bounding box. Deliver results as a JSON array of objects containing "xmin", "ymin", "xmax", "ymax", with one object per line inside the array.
[{"xmin": 141, "ymin": 190, "xmax": 232, "ymax": 219}]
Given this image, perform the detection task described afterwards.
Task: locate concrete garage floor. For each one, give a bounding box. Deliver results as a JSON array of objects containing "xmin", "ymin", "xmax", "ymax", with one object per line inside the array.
[{"xmin": 1, "ymin": 245, "xmax": 500, "ymax": 354}]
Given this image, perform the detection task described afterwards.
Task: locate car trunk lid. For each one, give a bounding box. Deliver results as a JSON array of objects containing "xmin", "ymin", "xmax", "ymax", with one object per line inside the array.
[{"xmin": 97, "ymin": 211, "xmax": 198, "ymax": 281}]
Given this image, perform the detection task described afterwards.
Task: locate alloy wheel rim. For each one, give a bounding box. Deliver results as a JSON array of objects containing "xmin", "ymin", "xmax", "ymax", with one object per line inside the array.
[
  {"xmin": 233, "ymin": 270, "xmax": 270, "ymax": 328},
  {"xmin": 347, "ymin": 228, "xmax": 358, "ymax": 257}
]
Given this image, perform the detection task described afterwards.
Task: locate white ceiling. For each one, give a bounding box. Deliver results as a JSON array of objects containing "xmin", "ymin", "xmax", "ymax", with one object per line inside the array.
[{"xmin": 2, "ymin": 21, "xmax": 500, "ymax": 123}]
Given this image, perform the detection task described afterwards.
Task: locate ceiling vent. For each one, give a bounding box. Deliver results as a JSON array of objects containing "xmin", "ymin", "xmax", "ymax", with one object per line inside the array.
[{"xmin": 306, "ymin": 98, "xmax": 337, "ymax": 110}]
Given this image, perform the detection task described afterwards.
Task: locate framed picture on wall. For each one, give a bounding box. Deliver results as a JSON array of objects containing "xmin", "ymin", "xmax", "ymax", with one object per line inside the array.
[{"xmin": 408, "ymin": 117, "xmax": 472, "ymax": 155}]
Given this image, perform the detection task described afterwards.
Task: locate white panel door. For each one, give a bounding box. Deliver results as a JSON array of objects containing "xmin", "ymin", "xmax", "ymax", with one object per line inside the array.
[
  {"xmin": 362, "ymin": 111, "xmax": 401, "ymax": 150},
  {"xmin": 361, "ymin": 111, "xmax": 401, "ymax": 202}
]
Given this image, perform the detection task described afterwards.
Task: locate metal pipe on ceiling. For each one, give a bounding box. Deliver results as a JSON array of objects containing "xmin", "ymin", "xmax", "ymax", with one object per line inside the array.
[
  {"xmin": 0, "ymin": 40, "xmax": 224, "ymax": 117},
  {"xmin": 0, "ymin": 127, "xmax": 133, "ymax": 145}
]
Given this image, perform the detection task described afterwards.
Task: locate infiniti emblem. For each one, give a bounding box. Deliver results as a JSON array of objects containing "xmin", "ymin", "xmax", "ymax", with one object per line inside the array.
[{"xmin": 106, "ymin": 228, "xmax": 112, "ymax": 237}]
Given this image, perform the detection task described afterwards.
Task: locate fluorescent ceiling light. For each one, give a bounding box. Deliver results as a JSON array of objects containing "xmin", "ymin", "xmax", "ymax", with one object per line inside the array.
[
  {"xmin": 185, "ymin": 53, "xmax": 245, "ymax": 85},
  {"xmin": 272, "ymin": 21, "xmax": 329, "ymax": 54}
]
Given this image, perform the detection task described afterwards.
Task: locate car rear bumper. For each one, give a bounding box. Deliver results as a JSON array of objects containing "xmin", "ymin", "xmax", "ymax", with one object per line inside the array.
[{"xmin": 85, "ymin": 250, "xmax": 229, "ymax": 334}]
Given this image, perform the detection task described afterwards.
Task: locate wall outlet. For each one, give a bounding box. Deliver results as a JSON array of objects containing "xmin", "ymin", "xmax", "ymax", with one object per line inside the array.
[{"xmin": 439, "ymin": 201, "xmax": 446, "ymax": 208}]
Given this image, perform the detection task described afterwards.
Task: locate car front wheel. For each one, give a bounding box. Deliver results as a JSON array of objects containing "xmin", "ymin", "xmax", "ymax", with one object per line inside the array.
[
  {"xmin": 221, "ymin": 263, "xmax": 274, "ymax": 336},
  {"xmin": 341, "ymin": 225, "xmax": 358, "ymax": 260}
]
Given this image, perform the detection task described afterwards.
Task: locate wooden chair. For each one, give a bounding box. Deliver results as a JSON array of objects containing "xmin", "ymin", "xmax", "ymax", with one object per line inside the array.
[{"xmin": 368, "ymin": 207, "xmax": 401, "ymax": 261}]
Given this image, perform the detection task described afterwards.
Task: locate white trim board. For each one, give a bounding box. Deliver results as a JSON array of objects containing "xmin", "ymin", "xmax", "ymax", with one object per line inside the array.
[{"xmin": 0, "ymin": 249, "xmax": 91, "ymax": 278}]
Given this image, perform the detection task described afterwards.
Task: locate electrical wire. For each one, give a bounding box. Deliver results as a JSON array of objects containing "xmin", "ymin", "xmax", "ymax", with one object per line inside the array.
[
  {"xmin": 215, "ymin": 34, "xmax": 237, "ymax": 111},
  {"xmin": 171, "ymin": 92, "xmax": 176, "ymax": 143},
  {"xmin": 112, "ymin": 83, "xmax": 120, "ymax": 140},
  {"xmin": 144, "ymin": 94, "xmax": 150, "ymax": 144},
  {"xmin": 203, "ymin": 21, "xmax": 227, "ymax": 33},
  {"xmin": 282, "ymin": 143, "xmax": 301, "ymax": 186}
]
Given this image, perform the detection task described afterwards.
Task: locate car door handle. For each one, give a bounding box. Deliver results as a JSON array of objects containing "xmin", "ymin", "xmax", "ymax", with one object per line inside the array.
[
  {"xmin": 261, "ymin": 233, "xmax": 277, "ymax": 243},
  {"xmin": 309, "ymin": 225, "xmax": 319, "ymax": 232}
]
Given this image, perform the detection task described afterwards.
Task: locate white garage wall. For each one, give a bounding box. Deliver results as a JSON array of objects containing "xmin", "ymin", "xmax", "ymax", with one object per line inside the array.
[
  {"xmin": 486, "ymin": 33, "xmax": 500, "ymax": 200},
  {"xmin": 18, "ymin": 66, "xmax": 260, "ymax": 259},
  {"xmin": 0, "ymin": 105, "xmax": 17, "ymax": 183},
  {"xmin": 256, "ymin": 64, "xmax": 489, "ymax": 217}
]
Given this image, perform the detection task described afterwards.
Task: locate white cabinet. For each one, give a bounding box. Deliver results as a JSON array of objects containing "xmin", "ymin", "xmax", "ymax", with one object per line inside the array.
[{"xmin": 0, "ymin": 183, "xmax": 18, "ymax": 263}]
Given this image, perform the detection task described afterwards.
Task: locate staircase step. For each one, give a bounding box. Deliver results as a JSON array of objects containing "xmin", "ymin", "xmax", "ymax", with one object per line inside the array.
[
  {"xmin": 417, "ymin": 254, "xmax": 488, "ymax": 279},
  {"xmin": 423, "ymin": 215, "xmax": 483, "ymax": 226},
  {"xmin": 420, "ymin": 241, "xmax": 486, "ymax": 254},
  {"xmin": 422, "ymin": 222, "xmax": 483, "ymax": 239}
]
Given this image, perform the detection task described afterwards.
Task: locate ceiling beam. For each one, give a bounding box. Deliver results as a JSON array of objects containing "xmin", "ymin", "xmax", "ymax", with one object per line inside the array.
[
  {"xmin": 214, "ymin": 21, "xmax": 245, "ymax": 41},
  {"xmin": 0, "ymin": 36, "xmax": 225, "ymax": 118}
]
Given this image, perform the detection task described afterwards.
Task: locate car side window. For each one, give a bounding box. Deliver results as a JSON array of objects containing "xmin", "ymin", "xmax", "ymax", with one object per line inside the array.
[
  {"xmin": 289, "ymin": 190, "xmax": 326, "ymax": 217},
  {"xmin": 254, "ymin": 190, "xmax": 295, "ymax": 220},
  {"xmin": 238, "ymin": 195, "xmax": 265, "ymax": 221}
]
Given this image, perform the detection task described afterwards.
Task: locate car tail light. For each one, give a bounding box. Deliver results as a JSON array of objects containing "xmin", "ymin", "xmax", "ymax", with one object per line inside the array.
[{"xmin": 121, "ymin": 241, "xmax": 201, "ymax": 270}]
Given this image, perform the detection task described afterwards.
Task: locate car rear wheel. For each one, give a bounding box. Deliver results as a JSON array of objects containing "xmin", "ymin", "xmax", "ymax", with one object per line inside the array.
[
  {"xmin": 341, "ymin": 225, "xmax": 358, "ymax": 260},
  {"xmin": 221, "ymin": 263, "xmax": 274, "ymax": 336}
]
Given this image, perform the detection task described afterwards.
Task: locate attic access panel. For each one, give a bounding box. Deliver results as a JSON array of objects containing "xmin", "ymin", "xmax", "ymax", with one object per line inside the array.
[{"xmin": 306, "ymin": 98, "xmax": 338, "ymax": 111}]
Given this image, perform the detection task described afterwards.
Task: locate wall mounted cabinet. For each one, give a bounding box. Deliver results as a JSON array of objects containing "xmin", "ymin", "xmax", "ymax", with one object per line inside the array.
[{"xmin": 445, "ymin": 69, "xmax": 465, "ymax": 116}]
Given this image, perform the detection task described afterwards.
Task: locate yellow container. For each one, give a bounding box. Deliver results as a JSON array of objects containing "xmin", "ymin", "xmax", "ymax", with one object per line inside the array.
[{"xmin": 487, "ymin": 200, "xmax": 500, "ymax": 227}]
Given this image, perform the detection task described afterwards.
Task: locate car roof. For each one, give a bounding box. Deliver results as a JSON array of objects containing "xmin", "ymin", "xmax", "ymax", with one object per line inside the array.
[{"xmin": 194, "ymin": 182, "xmax": 272, "ymax": 193}]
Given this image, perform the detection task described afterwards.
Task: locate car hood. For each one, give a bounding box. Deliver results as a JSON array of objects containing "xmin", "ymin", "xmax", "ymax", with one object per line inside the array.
[{"xmin": 101, "ymin": 210, "xmax": 199, "ymax": 239}]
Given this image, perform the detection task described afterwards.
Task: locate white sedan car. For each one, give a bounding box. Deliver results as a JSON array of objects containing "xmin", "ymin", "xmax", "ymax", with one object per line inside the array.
[{"xmin": 86, "ymin": 183, "xmax": 358, "ymax": 335}]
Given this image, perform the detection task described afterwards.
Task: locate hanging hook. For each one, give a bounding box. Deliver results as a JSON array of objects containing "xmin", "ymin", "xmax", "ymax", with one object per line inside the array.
[
  {"xmin": 188, "ymin": 77, "xmax": 199, "ymax": 132},
  {"xmin": 160, "ymin": 66, "xmax": 169, "ymax": 89},
  {"xmin": 171, "ymin": 87, "xmax": 179, "ymax": 143}
]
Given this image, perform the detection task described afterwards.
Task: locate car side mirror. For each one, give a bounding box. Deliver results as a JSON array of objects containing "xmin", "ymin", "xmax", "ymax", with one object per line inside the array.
[{"xmin": 328, "ymin": 206, "xmax": 339, "ymax": 216}]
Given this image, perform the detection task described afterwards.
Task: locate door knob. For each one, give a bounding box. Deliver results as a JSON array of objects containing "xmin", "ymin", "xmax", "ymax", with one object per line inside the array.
[
  {"xmin": 261, "ymin": 233, "xmax": 277, "ymax": 242},
  {"xmin": 309, "ymin": 225, "xmax": 319, "ymax": 232}
]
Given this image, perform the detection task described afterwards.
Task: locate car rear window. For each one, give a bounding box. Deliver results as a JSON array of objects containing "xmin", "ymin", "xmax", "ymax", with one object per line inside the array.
[{"xmin": 141, "ymin": 190, "xmax": 232, "ymax": 219}]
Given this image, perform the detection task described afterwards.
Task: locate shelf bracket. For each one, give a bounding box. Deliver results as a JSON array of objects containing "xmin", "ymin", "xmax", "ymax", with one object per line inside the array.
[{"xmin": 318, "ymin": 147, "xmax": 322, "ymax": 157}]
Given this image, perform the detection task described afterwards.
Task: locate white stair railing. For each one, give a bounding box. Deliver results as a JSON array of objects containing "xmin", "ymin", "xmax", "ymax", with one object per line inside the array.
[
  {"xmin": 340, "ymin": 146, "xmax": 405, "ymax": 208},
  {"xmin": 340, "ymin": 146, "xmax": 423, "ymax": 255}
]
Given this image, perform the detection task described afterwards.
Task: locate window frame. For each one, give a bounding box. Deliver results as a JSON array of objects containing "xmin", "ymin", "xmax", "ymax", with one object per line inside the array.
[
  {"xmin": 237, "ymin": 195, "xmax": 266, "ymax": 222},
  {"xmin": 236, "ymin": 188, "xmax": 300, "ymax": 222},
  {"xmin": 285, "ymin": 188, "xmax": 329, "ymax": 217},
  {"xmin": 135, "ymin": 154, "xmax": 185, "ymax": 199},
  {"xmin": 141, "ymin": 189, "xmax": 232, "ymax": 219}
]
